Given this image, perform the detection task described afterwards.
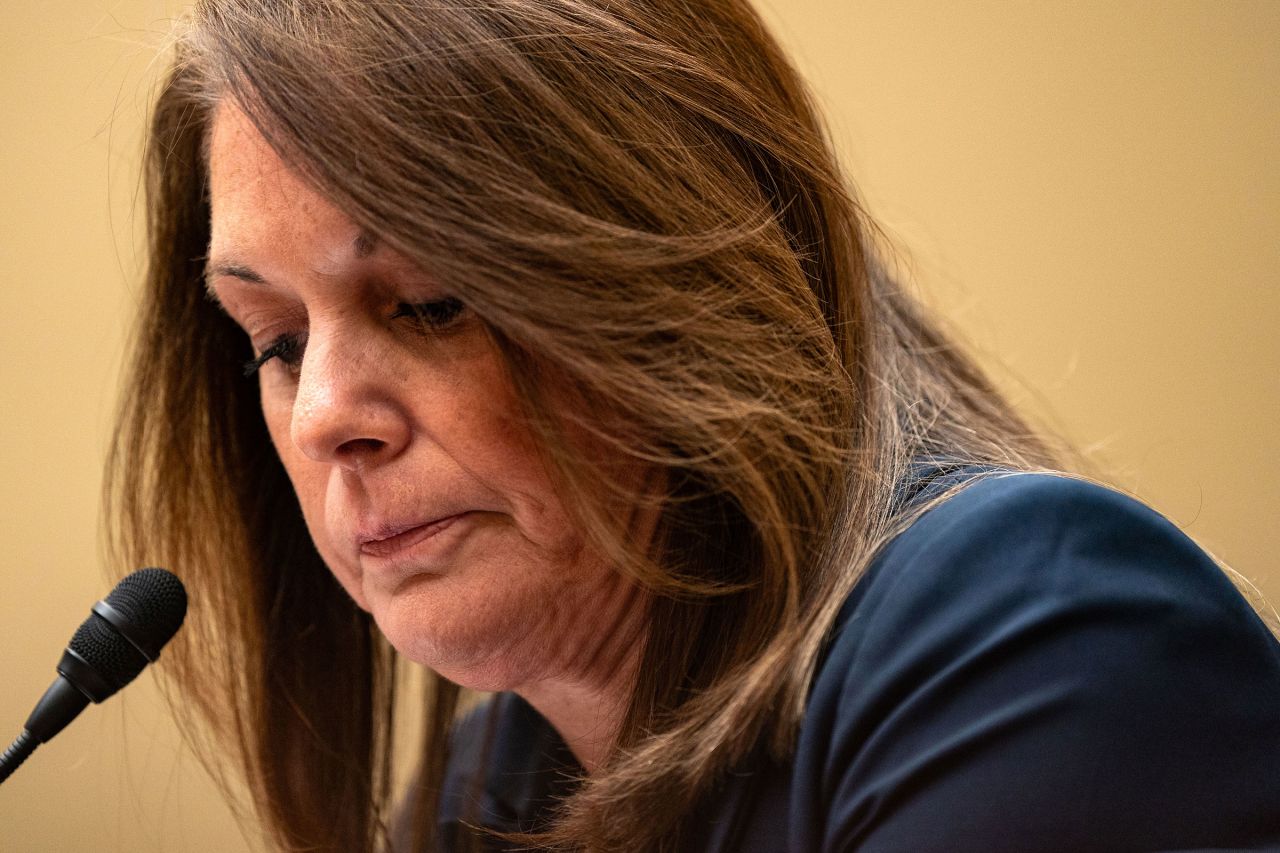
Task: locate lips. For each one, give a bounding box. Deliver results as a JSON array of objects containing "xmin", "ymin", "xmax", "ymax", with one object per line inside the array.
[{"xmin": 358, "ymin": 513, "xmax": 468, "ymax": 559}]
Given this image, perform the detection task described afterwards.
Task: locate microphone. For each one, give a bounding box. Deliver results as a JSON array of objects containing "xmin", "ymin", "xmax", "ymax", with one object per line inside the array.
[{"xmin": 0, "ymin": 567, "xmax": 187, "ymax": 784}]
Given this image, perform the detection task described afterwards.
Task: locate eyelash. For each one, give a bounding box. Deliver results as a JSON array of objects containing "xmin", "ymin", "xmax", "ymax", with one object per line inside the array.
[{"xmin": 241, "ymin": 297, "xmax": 468, "ymax": 378}]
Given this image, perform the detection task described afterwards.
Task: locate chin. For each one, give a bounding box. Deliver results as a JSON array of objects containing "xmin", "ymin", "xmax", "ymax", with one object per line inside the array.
[{"xmin": 368, "ymin": 573, "xmax": 541, "ymax": 692}]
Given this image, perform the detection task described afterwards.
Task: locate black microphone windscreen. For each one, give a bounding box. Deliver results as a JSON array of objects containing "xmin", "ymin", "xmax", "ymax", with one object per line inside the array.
[
  {"xmin": 68, "ymin": 616, "xmax": 148, "ymax": 693},
  {"xmin": 104, "ymin": 567, "xmax": 188, "ymax": 647},
  {"xmin": 65, "ymin": 567, "xmax": 188, "ymax": 695}
]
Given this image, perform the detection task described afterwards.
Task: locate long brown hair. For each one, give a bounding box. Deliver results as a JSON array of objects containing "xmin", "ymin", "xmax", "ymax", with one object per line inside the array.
[{"xmin": 108, "ymin": 1, "xmax": 1101, "ymax": 850}]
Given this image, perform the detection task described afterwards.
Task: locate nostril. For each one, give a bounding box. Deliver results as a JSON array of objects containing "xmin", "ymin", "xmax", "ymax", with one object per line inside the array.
[{"xmin": 337, "ymin": 437, "xmax": 387, "ymax": 459}]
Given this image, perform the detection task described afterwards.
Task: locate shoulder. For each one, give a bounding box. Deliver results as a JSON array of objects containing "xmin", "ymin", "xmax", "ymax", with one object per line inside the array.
[
  {"xmin": 837, "ymin": 470, "xmax": 1268, "ymax": 649},
  {"xmin": 794, "ymin": 471, "xmax": 1280, "ymax": 853},
  {"xmin": 883, "ymin": 469, "xmax": 1224, "ymax": 586}
]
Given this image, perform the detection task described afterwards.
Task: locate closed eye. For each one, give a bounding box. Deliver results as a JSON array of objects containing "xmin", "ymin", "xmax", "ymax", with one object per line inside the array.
[
  {"xmin": 243, "ymin": 333, "xmax": 303, "ymax": 377},
  {"xmin": 240, "ymin": 298, "xmax": 469, "ymax": 379},
  {"xmin": 390, "ymin": 297, "xmax": 466, "ymax": 331}
]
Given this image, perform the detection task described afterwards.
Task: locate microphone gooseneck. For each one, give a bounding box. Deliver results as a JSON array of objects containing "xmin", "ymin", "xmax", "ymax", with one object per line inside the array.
[{"xmin": 0, "ymin": 567, "xmax": 187, "ymax": 784}]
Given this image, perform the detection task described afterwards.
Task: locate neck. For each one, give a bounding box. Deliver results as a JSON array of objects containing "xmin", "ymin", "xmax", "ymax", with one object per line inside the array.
[{"xmin": 515, "ymin": 578, "xmax": 649, "ymax": 774}]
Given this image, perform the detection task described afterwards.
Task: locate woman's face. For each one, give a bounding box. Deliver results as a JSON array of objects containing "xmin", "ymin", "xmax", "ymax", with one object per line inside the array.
[{"xmin": 205, "ymin": 102, "xmax": 646, "ymax": 692}]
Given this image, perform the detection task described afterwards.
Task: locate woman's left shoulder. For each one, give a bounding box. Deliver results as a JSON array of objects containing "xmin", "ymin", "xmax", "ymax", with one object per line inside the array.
[
  {"xmin": 792, "ymin": 471, "xmax": 1280, "ymax": 853},
  {"xmin": 853, "ymin": 470, "xmax": 1276, "ymax": 645}
]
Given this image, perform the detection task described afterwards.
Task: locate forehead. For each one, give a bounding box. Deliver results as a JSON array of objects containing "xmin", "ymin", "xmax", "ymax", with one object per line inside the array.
[{"xmin": 206, "ymin": 102, "xmax": 361, "ymax": 258}]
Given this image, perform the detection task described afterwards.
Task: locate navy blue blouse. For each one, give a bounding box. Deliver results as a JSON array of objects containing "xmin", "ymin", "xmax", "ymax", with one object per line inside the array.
[{"xmin": 417, "ymin": 466, "xmax": 1280, "ymax": 852}]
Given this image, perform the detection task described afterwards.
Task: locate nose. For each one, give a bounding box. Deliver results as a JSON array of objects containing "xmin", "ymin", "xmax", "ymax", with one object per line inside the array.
[{"xmin": 289, "ymin": 323, "xmax": 412, "ymax": 471}]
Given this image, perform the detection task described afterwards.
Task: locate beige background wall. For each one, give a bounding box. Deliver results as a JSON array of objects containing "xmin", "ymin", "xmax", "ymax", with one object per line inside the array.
[{"xmin": 2, "ymin": 1, "xmax": 1276, "ymax": 850}]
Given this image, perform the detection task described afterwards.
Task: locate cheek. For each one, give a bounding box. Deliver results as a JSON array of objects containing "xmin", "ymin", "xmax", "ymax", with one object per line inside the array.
[
  {"xmin": 259, "ymin": 385, "xmax": 368, "ymax": 605},
  {"xmin": 260, "ymin": 387, "xmax": 301, "ymax": 489},
  {"xmin": 453, "ymin": 368, "xmax": 568, "ymax": 531},
  {"xmin": 260, "ymin": 386, "xmax": 290, "ymax": 453}
]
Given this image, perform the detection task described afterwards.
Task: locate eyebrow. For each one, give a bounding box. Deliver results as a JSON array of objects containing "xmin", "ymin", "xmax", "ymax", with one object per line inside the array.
[
  {"xmin": 203, "ymin": 260, "xmax": 266, "ymax": 303},
  {"xmin": 207, "ymin": 261, "xmax": 267, "ymax": 284},
  {"xmin": 203, "ymin": 229, "xmax": 382, "ymax": 298}
]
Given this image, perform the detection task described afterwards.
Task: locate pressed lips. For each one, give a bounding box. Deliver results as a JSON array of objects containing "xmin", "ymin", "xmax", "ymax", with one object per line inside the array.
[{"xmin": 358, "ymin": 514, "xmax": 468, "ymax": 559}]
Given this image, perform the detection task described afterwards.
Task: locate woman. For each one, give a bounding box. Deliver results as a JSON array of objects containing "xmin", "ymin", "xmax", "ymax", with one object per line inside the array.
[{"xmin": 107, "ymin": 1, "xmax": 1280, "ymax": 851}]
